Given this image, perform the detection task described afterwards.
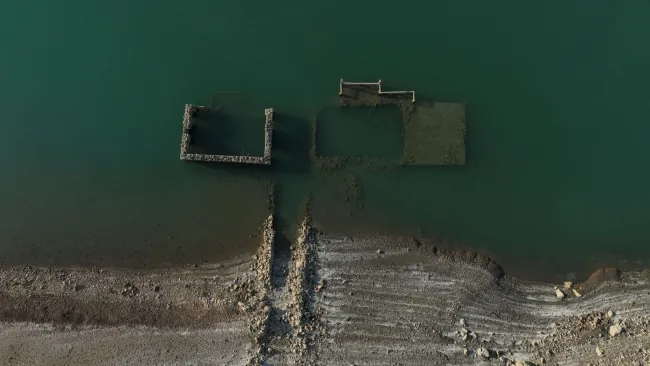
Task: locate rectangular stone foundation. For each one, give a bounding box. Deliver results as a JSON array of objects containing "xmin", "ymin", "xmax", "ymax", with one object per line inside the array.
[
  {"xmin": 403, "ymin": 102, "xmax": 466, "ymax": 165},
  {"xmin": 180, "ymin": 104, "xmax": 274, "ymax": 165}
]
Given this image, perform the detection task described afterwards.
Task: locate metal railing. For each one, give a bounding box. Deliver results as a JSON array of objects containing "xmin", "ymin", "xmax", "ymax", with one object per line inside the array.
[{"xmin": 339, "ymin": 79, "xmax": 415, "ymax": 103}]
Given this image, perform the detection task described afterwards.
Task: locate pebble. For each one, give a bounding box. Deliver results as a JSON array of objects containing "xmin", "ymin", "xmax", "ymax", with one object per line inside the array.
[
  {"xmin": 459, "ymin": 318, "xmax": 466, "ymax": 326},
  {"xmin": 572, "ymin": 288, "xmax": 582, "ymax": 297},
  {"xmin": 462, "ymin": 348, "xmax": 469, "ymax": 356},
  {"xmin": 564, "ymin": 281, "xmax": 573, "ymax": 289},
  {"xmin": 607, "ymin": 310, "xmax": 615, "ymax": 318},
  {"xmin": 609, "ymin": 324, "xmax": 624, "ymax": 337},
  {"xmin": 555, "ymin": 288, "xmax": 566, "ymax": 299},
  {"xmin": 376, "ymin": 249, "xmax": 384, "ymax": 255},
  {"xmin": 476, "ymin": 347, "xmax": 490, "ymax": 359},
  {"xmin": 596, "ymin": 346, "xmax": 604, "ymax": 357}
]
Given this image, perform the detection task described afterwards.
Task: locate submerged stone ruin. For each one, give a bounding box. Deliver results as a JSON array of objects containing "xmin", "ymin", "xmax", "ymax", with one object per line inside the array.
[
  {"xmin": 180, "ymin": 104, "xmax": 274, "ymax": 165},
  {"xmin": 319, "ymin": 79, "xmax": 466, "ymax": 166},
  {"xmin": 404, "ymin": 101, "xmax": 466, "ymax": 165}
]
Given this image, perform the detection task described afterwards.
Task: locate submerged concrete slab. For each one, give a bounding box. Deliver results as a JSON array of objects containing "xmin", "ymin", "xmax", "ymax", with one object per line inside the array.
[{"xmin": 404, "ymin": 102, "xmax": 466, "ymax": 165}]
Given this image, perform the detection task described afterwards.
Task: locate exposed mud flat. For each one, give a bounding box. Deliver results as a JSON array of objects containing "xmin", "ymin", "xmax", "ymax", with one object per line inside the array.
[
  {"xmin": 0, "ymin": 322, "xmax": 250, "ymax": 366},
  {"xmin": 312, "ymin": 234, "xmax": 650, "ymax": 365},
  {"xmin": 0, "ymin": 214, "xmax": 276, "ymax": 366},
  {"xmin": 2, "ymin": 219, "xmax": 650, "ymax": 365},
  {"xmin": 0, "ymin": 262, "xmax": 249, "ymax": 327},
  {"xmin": 0, "ymin": 260, "xmax": 255, "ymax": 365}
]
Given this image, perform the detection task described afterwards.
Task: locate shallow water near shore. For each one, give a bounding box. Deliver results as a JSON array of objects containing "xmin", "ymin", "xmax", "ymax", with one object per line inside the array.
[{"xmin": 2, "ymin": 1, "xmax": 650, "ymax": 281}]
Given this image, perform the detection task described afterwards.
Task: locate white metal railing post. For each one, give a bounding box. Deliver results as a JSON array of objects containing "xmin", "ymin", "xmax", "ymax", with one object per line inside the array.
[{"xmin": 338, "ymin": 79, "xmax": 415, "ymax": 103}]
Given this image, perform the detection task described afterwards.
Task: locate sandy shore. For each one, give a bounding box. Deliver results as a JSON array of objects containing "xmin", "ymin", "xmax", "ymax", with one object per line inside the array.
[{"xmin": 1, "ymin": 217, "xmax": 650, "ymax": 365}]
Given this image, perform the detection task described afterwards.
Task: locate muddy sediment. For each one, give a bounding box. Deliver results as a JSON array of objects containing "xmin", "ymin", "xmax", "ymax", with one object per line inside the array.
[
  {"xmin": 2, "ymin": 218, "xmax": 650, "ymax": 365},
  {"xmin": 0, "ymin": 262, "xmax": 248, "ymax": 328},
  {"xmin": 341, "ymin": 174, "xmax": 364, "ymax": 208},
  {"xmin": 0, "ymin": 260, "xmax": 255, "ymax": 365}
]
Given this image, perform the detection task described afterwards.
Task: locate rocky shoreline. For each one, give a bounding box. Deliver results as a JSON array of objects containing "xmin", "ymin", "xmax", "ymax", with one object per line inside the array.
[{"xmin": 1, "ymin": 220, "xmax": 650, "ymax": 365}]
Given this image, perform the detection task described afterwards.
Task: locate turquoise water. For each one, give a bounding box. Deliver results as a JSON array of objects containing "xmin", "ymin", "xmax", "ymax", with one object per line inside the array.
[
  {"xmin": 316, "ymin": 106, "xmax": 403, "ymax": 158},
  {"xmin": 1, "ymin": 1, "xmax": 650, "ymax": 280}
]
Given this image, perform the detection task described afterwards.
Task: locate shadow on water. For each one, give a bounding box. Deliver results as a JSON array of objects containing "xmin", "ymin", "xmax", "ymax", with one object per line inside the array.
[
  {"xmin": 271, "ymin": 113, "xmax": 311, "ymax": 175},
  {"xmin": 192, "ymin": 110, "xmax": 312, "ymax": 247},
  {"xmin": 195, "ymin": 161, "xmax": 271, "ymax": 181},
  {"xmin": 190, "ymin": 109, "xmax": 235, "ymax": 155},
  {"xmin": 315, "ymin": 105, "xmax": 404, "ymax": 159},
  {"xmin": 190, "ymin": 105, "xmax": 265, "ymax": 157}
]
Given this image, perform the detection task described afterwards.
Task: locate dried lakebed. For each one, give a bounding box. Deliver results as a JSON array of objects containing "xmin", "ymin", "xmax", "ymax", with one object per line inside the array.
[{"xmin": 1, "ymin": 219, "xmax": 650, "ymax": 365}]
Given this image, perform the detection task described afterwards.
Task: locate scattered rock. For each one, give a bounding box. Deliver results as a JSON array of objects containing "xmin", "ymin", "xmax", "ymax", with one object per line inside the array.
[
  {"xmin": 555, "ymin": 287, "xmax": 566, "ymax": 299},
  {"xmin": 609, "ymin": 324, "xmax": 624, "ymax": 337},
  {"xmin": 316, "ymin": 279, "xmax": 326, "ymax": 292},
  {"xmin": 476, "ymin": 347, "xmax": 490, "ymax": 359},
  {"xmin": 572, "ymin": 288, "xmax": 582, "ymax": 297},
  {"xmin": 121, "ymin": 282, "xmax": 138, "ymax": 297}
]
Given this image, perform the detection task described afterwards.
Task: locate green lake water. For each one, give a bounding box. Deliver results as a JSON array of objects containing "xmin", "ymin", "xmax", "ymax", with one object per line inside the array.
[{"xmin": 1, "ymin": 1, "xmax": 650, "ymax": 281}]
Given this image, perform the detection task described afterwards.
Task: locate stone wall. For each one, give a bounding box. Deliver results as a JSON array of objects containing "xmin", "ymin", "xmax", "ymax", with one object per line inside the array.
[
  {"xmin": 182, "ymin": 154, "xmax": 267, "ymax": 164},
  {"xmin": 179, "ymin": 104, "xmax": 274, "ymax": 165},
  {"xmin": 263, "ymin": 108, "xmax": 274, "ymax": 162}
]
